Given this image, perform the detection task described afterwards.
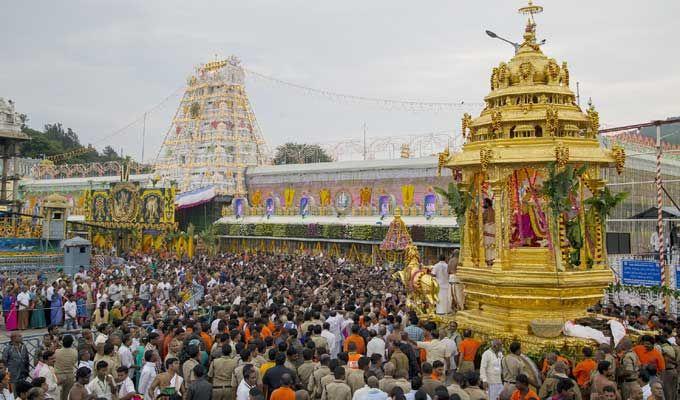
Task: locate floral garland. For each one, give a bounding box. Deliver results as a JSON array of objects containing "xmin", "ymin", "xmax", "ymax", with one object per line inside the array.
[{"xmin": 606, "ymin": 282, "xmax": 680, "ymax": 299}]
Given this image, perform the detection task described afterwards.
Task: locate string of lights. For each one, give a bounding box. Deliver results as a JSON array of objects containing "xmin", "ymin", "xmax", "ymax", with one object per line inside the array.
[{"xmin": 243, "ymin": 67, "xmax": 483, "ymax": 112}]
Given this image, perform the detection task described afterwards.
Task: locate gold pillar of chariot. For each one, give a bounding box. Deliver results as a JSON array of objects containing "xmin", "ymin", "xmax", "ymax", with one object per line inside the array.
[{"xmin": 441, "ymin": 1, "xmax": 626, "ymax": 338}]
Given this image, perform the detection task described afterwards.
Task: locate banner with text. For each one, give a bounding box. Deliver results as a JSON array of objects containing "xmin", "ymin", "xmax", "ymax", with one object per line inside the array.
[{"xmin": 621, "ymin": 259, "xmax": 661, "ymax": 287}]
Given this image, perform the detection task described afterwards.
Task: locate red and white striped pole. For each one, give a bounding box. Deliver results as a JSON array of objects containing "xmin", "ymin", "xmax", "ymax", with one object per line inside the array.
[{"xmin": 655, "ymin": 122, "xmax": 669, "ymax": 311}]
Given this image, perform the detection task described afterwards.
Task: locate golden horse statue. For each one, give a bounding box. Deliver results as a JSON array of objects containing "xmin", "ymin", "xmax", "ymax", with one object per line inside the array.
[{"xmin": 392, "ymin": 244, "xmax": 439, "ymax": 315}]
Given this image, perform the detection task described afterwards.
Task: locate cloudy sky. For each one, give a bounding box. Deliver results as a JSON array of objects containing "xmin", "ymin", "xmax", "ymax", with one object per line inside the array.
[{"xmin": 2, "ymin": 1, "xmax": 678, "ymax": 163}]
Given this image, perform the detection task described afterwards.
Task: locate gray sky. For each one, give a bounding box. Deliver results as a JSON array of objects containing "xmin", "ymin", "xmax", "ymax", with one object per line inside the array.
[{"xmin": 2, "ymin": 0, "xmax": 679, "ymax": 163}]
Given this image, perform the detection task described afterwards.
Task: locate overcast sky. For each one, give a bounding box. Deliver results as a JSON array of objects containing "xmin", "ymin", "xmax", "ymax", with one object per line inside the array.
[{"xmin": 2, "ymin": 1, "xmax": 678, "ymax": 163}]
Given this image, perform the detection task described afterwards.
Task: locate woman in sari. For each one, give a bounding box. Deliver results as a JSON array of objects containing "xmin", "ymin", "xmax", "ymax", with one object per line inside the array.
[
  {"xmin": 30, "ymin": 289, "xmax": 46, "ymax": 329},
  {"xmin": 92, "ymin": 302, "xmax": 108, "ymax": 327},
  {"xmin": 2, "ymin": 288, "xmax": 10, "ymax": 326},
  {"xmin": 50, "ymin": 290, "xmax": 63, "ymax": 326},
  {"xmin": 5, "ymin": 288, "xmax": 17, "ymax": 331},
  {"xmin": 75, "ymin": 287, "xmax": 88, "ymax": 326}
]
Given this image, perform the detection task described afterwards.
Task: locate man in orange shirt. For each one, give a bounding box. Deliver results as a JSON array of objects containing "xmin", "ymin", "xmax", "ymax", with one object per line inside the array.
[
  {"xmin": 343, "ymin": 326, "xmax": 366, "ymax": 355},
  {"xmin": 457, "ymin": 329, "xmax": 481, "ymax": 375},
  {"xmin": 633, "ymin": 335, "xmax": 666, "ymax": 373},
  {"xmin": 541, "ymin": 352, "xmax": 571, "ymax": 378},
  {"xmin": 270, "ymin": 373, "xmax": 296, "ymax": 400},
  {"xmin": 573, "ymin": 347, "xmax": 596, "ymax": 389},
  {"xmin": 510, "ymin": 374, "xmax": 541, "ymax": 400},
  {"xmin": 347, "ymin": 342, "xmax": 361, "ymax": 369}
]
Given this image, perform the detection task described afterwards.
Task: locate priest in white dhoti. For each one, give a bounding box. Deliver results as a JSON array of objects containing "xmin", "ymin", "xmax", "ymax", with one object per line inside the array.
[
  {"xmin": 449, "ymin": 250, "xmax": 464, "ymax": 311},
  {"xmin": 432, "ymin": 254, "xmax": 452, "ymax": 314}
]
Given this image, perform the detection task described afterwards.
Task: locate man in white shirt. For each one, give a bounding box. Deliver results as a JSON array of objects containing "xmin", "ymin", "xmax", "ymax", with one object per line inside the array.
[
  {"xmin": 431, "ymin": 255, "xmax": 451, "ymax": 314},
  {"xmin": 416, "ymin": 330, "xmax": 452, "ymax": 372},
  {"xmin": 33, "ymin": 351, "xmax": 60, "ymax": 400},
  {"xmin": 479, "ymin": 339, "xmax": 503, "ymax": 400},
  {"xmin": 211, "ymin": 311, "xmax": 226, "ymax": 335},
  {"xmin": 325, "ymin": 310, "xmax": 344, "ymax": 354},
  {"xmin": 139, "ymin": 280, "xmax": 151, "ymax": 307},
  {"xmin": 139, "ymin": 350, "xmax": 159, "ymax": 399},
  {"xmin": 115, "ymin": 366, "xmax": 137, "ymax": 400},
  {"xmin": 353, "ymin": 376, "xmax": 387, "ymax": 400},
  {"xmin": 16, "ymin": 289, "xmax": 30, "ymax": 330},
  {"xmin": 75, "ymin": 266, "xmax": 87, "ymax": 280},
  {"xmin": 108, "ymin": 281, "xmax": 122, "ymax": 303},
  {"xmin": 366, "ymin": 330, "xmax": 386, "ymax": 359},
  {"xmin": 236, "ymin": 366, "xmax": 258, "ymax": 400},
  {"xmin": 63, "ymin": 294, "xmax": 78, "ymax": 330},
  {"xmin": 86, "ymin": 361, "xmax": 116, "ymax": 400},
  {"xmin": 118, "ymin": 335, "xmax": 135, "ymax": 377},
  {"xmin": 161, "ymin": 281, "xmax": 172, "ymax": 301},
  {"xmin": 46, "ymin": 284, "xmax": 55, "ymax": 303},
  {"xmin": 321, "ymin": 323, "xmax": 338, "ymax": 359}
]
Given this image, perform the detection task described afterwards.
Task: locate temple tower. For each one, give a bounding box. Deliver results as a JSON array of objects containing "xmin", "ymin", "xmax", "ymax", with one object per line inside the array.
[
  {"xmin": 154, "ymin": 56, "xmax": 268, "ymax": 195},
  {"xmin": 0, "ymin": 98, "xmax": 29, "ymax": 211},
  {"xmin": 442, "ymin": 1, "xmax": 625, "ymax": 336}
]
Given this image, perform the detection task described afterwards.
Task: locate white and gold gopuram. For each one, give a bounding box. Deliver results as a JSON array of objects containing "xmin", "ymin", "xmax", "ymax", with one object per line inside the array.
[{"xmin": 155, "ymin": 56, "xmax": 267, "ymax": 195}]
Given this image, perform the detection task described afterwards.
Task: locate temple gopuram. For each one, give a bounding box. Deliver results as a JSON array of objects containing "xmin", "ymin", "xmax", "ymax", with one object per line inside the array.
[{"xmin": 440, "ymin": 1, "xmax": 626, "ymax": 346}]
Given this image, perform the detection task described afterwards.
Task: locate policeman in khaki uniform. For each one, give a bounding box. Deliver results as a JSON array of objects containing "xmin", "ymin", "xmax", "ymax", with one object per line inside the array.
[
  {"xmin": 308, "ymin": 355, "xmax": 332, "ymax": 400},
  {"xmin": 500, "ymin": 342, "xmax": 537, "ymax": 400},
  {"xmin": 321, "ymin": 367, "xmax": 351, "ymax": 400},
  {"xmin": 208, "ymin": 345, "xmax": 238, "ymax": 400},
  {"xmin": 659, "ymin": 337, "xmax": 678, "ymax": 400},
  {"xmin": 298, "ymin": 349, "xmax": 317, "ymax": 391},
  {"xmin": 617, "ymin": 337, "xmax": 641, "ymax": 400}
]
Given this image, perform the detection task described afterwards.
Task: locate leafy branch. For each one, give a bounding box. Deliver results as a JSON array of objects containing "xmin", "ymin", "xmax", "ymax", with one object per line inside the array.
[{"xmin": 607, "ymin": 282, "xmax": 680, "ymax": 299}]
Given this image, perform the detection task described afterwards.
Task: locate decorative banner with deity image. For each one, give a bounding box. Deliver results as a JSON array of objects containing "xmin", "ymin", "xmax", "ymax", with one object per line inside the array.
[
  {"xmin": 233, "ymin": 198, "xmax": 246, "ymax": 218},
  {"xmin": 265, "ymin": 197, "xmax": 275, "ymax": 217},
  {"xmin": 299, "ymin": 194, "xmax": 310, "ymax": 217},
  {"xmin": 423, "ymin": 188, "xmax": 437, "ymax": 217},
  {"xmin": 378, "ymin": 195, "xmax": 391, "ymax": 218},
  {"xmin": 334, "ymin": 190, "xmax": 353, "ymax": 215}
]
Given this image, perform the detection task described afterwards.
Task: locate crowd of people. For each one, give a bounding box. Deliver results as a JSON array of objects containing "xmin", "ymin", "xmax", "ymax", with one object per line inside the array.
[{"xmin": 0, "ymin": 252, "xmax": 676, "ymax": 400}]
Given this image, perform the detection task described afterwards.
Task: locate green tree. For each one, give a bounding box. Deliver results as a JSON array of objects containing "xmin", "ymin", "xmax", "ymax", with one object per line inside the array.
[
  {"xmin": 19, "ymin": 117, "xmax": 126, "ymax": 164},
  {"xmin": 435, "ymin": 182, "xmax": 472, "ymax": 249},
  {"xmin": 101, "ymin": 146, "xmax": 120, "ymax": 161},
  {"xmin": 273, "ymin": 143, "xmax": 333, "ymax": 165}
]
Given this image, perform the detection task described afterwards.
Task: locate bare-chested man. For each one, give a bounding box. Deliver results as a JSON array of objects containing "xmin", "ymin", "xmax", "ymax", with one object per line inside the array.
[{"xmin": 148, "ymin": 357, "xmax": 184, "ymax": 399}]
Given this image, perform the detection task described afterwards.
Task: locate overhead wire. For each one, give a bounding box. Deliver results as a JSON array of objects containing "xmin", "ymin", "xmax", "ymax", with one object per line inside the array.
[{"xmin": 242, "ymin": 67, "xmax": 483, "ymax": 112}]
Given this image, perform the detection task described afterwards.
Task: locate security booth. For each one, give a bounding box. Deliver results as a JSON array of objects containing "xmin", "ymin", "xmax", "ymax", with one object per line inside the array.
[{"xmin": 62, "ymin": 236, "xmax": 91, "ymax": 275}]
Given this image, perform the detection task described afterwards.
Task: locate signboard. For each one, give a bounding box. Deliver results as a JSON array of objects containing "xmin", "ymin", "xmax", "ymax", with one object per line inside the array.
[
  {"xmin": 676, "ymin": 265, "xmax": 680, "ymax": 289},
  {"xmin": 621, "ymin": 259, "xmax": 661, "ymax": 287}
]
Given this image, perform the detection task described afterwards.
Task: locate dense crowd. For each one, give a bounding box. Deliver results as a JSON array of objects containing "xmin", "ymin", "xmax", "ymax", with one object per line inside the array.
[{"xmin": 0, "ymin": 252, "xmax": 676, "ymax": 400}]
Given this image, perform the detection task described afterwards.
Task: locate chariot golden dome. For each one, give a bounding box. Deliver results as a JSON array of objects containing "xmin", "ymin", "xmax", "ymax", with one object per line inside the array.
[{"xmin": 450, "ymin": 0, "xmax": 614, "ymax": 168}]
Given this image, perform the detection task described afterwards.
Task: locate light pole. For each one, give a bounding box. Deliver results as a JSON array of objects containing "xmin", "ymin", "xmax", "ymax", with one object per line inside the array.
[
  {"xmin": 485, "ymin": 30, "xmax": 520, "ymax": 54},
  {"xmin": 485, "ymin": 30, "xmax": 545, "ymax": 54}
]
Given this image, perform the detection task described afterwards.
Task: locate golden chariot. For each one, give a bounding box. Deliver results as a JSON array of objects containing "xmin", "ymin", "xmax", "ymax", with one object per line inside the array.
[{"xmin": 432, "ymin": 1, "xmax": 627, "ymax": 352}]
